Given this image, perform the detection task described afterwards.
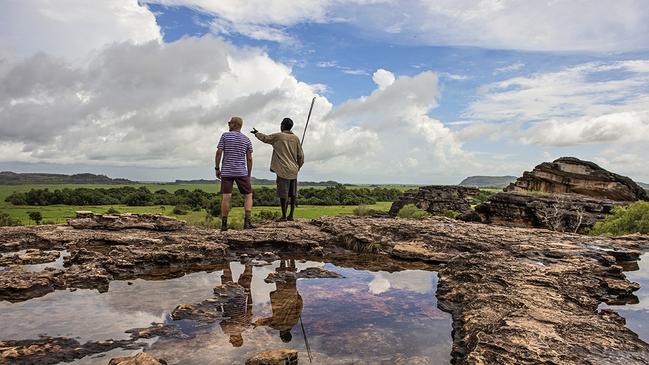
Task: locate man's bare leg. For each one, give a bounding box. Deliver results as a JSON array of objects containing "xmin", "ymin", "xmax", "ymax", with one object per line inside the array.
[
  {"xmin": 221, "ymin": 193, "xmax": 232, "ymax": 231},
  {"xmin": 287, "ymin": 196, "xmax": 296, "ymax": 221}
]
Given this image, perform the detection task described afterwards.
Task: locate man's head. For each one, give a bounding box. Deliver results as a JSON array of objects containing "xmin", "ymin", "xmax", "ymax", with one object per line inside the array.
[
  {"xmin": 279, "ymin": 330, "xmax": 292, "ymax": 343},
  {"xmin": 229, "ymin": 116, "xmax": 243, "ymax": 131},
  {"xmin": 229, "ymin": 334, "xmax": 243, "ymax": 347},
  {"xmin": 280, "ymin": 117, "xmax": 293, "ymax": 132}
]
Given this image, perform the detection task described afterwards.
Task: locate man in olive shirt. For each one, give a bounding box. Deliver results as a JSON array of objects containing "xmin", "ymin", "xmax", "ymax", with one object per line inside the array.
[{"xmin": 251, "ymin": 118, "xmax": 304, "ymax": 221}]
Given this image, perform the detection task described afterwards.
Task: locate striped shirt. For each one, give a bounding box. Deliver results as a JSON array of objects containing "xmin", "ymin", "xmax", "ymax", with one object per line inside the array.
[{"xmin": 217, "ymin": 131, "xmax": 253, "ymax": 177}]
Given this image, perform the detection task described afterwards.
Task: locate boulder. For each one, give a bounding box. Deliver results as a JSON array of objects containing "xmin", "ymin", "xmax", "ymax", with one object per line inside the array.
[
  {"xmin": 505, "ymin": 157, "xmax": 648, "ymax": 201},
  {"xmin": 245, "ymin": 349, "xmax": 298, "ymax": 365},
  {"xmin": 389, "ymin": 185, "xmax": 480, "ymax": 216}
]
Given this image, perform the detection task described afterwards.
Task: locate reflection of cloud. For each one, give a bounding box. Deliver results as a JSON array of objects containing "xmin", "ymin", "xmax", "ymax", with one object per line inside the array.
[{"xmin": 368, "ymin": 270, "xmax": 435, "ymax": 295}]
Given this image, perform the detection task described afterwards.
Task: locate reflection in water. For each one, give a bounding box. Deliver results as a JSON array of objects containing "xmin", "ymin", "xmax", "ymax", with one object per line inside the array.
[
  {"xmin": 220, "ymin": 262, "xmax": 254, "ymax": 347},
  {"xmin": 609, "ymin": 253, "xmax": 649, "ymax": 343},
  {"xmin": 254, "ymin": 259, "xmax": 304, "ymax": 343},
  {"xmin": 1, "ymin": 259, "xmax": 452, "ymax": 364}
]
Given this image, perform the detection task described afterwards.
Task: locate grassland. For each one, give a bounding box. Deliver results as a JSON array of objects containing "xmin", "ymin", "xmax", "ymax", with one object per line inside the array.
[{"xmin": 0, "ymin": 183, "xmax": 401, "ymax": 226}]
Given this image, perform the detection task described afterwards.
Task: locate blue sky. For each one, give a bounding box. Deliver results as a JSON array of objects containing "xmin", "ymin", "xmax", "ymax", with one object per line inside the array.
[{"xmin": 1, "ymin": 1, "xmax": 649, "ymax": 183}]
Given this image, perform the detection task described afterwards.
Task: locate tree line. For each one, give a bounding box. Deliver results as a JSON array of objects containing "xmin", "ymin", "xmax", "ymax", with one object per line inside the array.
[{"xmin": 5, "ymin": 185, "xmax": 402, "ymax": 210}]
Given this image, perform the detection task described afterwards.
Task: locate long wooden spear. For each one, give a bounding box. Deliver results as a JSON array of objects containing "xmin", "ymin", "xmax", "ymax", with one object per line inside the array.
[{"xmin": 301, "ymin": 97, "xmax": 316, "ymax": 146}]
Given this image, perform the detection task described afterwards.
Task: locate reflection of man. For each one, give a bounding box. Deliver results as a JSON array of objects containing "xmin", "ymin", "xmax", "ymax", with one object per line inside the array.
[
  {"xmin": 251, "ymin": 118, "xmax": 304, "ymax": 221},
  {"xmin": 254, "ymin": 259, "xmax": 303, "ymax": 342},
  {"xmin": 219, "ymin": 261, "xmax": 253, "ymax": 347}
]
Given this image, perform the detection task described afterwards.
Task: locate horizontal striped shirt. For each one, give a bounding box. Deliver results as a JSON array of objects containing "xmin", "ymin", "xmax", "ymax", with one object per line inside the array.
[{"xmin": 217, "ymin": 131, "xmax": 253, "ymax": 177}]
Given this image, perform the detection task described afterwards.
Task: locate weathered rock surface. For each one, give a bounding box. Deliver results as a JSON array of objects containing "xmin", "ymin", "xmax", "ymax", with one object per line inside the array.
[
  {"xmin": 0, "ymin": 336, "xmax": 142, "ymax": 365},
  {"xmin": 245, "ymin": 349, "xmax": 298, "ymax": 365},
  {"xmin": 505, "ymin": 157, "xmax": 648, "ymax": 201},
  {"xmin": 264, "ymin": 267, "xmax": 343, "ymax": 283},
  {"xmin": 108, "ymin": 352, "xmax": 167, "ymax": 365},
  {"xmin": 389, "ymin": 185, "xmax": 481, "ymax": 216},
  {"xmin": 472, "ymin": 191, "xmax": 624, "ymax": 233},
  {"xmin": 2, "ymin": 214, "xmax": 649, "ymax": 364},
  {"xmin": 68, "ymin": 212, "xmax": 186, "ymax": 231},
  {"xmin": 0, "ymin": 249, "xmax": 59, "ymax": 266}
]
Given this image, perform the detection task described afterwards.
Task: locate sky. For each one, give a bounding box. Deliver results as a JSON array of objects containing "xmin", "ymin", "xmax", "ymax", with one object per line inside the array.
[{"xmin": 1, "ymin": 0, "xmax": 649, "ymax": 184}]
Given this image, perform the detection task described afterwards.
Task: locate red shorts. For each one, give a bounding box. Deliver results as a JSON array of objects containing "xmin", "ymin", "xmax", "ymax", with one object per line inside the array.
[{"xmin": 221, "ymin": 176, "xmax": 252, "ymax": 194}]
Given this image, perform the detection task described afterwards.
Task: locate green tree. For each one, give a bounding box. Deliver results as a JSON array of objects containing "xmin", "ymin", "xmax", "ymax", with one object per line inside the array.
[{"xmin": 28, "ymin": 211, "xmax": 43, "ymax": 225}]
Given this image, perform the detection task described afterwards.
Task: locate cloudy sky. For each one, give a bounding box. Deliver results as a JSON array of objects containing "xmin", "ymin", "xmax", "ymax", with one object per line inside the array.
[{"xmin": 1, "ymin": 0, "xmax": 649, "ymax": 184}]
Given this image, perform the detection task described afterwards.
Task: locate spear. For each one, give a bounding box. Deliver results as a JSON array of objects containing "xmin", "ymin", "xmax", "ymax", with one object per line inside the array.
[{"xmin": 301, "ymin": 97, "xmax": 316, "ymax": 147}]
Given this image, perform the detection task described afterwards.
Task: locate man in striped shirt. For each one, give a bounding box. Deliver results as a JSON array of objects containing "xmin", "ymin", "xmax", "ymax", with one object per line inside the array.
[{"xmin": 215, "ymin": 116, "xmax": 254, "ymax": 231}]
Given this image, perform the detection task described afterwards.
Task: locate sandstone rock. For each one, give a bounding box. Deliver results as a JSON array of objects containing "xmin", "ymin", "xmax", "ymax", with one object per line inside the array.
[
  {"xmin": 474, "ymin": 192, "xmax": 623, "ymax": 232},
  {"xmin": 389, "ymin": 185, "xmax": 481, "ymax": 216},
  {"xmin": 505, "ymin": 157, "xmax": 648, "ymax": 201},
  {"xmin": 126, "ymin": 324, "xmax": 186, "ymax": 340},
  {"xmin": 245, "ymin": 349, "xmax": 298, "ymax": 365},
  {"xmin": 108, "ymin": 352, "xmax": 166, "ymax": 365},
  {"xmin": 68, "ymin": 213, "xmax": 185, "ymax": 231},
  {"xmin": 2, "ymin": 215, "xmax": 649, "ymax": 364},
  {"xmin": 0, "ymin": 336, "xmax": 142, "ymax": 365},
  {"xmin": 264, "ymin": 267, "xmax": 343, "ymax": 283},
  {"xmin": 0, "ymin": 249, "xmax": 60, "ymax": 266},
  {"xmin": 0, "ymin": 267, "xmax": 62, "ymax": 302}
]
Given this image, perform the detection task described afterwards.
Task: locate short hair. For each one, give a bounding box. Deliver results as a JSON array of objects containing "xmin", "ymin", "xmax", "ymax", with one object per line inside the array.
[
  {"xmin": 230, "ymin": 116, "xmax": 243, "ymax": 130},
  {"xmin": 281, "ymin": 117, "xmax": 293, "ymax": 131}
]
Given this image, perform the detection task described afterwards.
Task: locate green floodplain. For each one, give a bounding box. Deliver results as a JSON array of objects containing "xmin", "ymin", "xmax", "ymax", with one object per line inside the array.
[{"xmin": 0, "ymin": 183, "xmax": 417, "ymax": 226}]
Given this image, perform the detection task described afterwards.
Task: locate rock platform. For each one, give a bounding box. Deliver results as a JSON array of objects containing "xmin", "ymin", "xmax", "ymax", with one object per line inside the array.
[{"xmin": 1, "ymin": 213, "xmax": 649, "ymax": 364}]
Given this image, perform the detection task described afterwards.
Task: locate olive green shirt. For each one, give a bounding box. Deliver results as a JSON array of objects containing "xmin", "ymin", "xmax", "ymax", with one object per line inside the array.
[{"xmin": 255, "ymin": 131, "xmax": 304, "ymax": 180}]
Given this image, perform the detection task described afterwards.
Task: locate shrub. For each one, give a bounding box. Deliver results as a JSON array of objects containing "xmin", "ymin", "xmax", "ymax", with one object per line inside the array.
[
  {"xmin": 471, "ymin": 190, "xmax": 495, "ymax": 206},
  {"xmin": 0, "ymin": 212, "xmax": 22, "ymax": 227},
  {"xmin": 435, "ymin": 209, "xmax": 461, "ymax": 219},
  {"xmin": 105, "ymin": 207, "xmax": 121, "ymax": 215},
  {"xmin": 591, "ymin": 201, "xmax": 649, "ymax": 236},
  {"xmin": 28, "ymin": 211, "xmax": 43, "ymax": 224},
  {"xmin": 353, "ymin": 205, "xmax": 378, "ymax": 216},
  {"xmin": 396, "ymin": 204, "xmax": 430, "ymax": 219},
  {"xmin": 255, "ymin": 209, "xmax": 281, "ymax": 222},
  {"xmin": 172, "ymin": 205, "xmax": 189, "ymax": 215}
]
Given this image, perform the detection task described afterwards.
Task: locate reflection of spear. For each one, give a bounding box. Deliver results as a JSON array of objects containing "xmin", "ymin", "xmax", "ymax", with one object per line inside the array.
[{"xmin": 299, "ymin": 314, "xmax": 313, "ymax": 363}]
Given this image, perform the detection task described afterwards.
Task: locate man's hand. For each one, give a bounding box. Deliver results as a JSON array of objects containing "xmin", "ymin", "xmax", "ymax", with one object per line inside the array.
[
  {"xmin": 215, "ymin": 169, "xmax": 221, "ymax": 180},
  {"xmin": 250, "ymin": 128, "xmax": 258, "ymax": 134}
]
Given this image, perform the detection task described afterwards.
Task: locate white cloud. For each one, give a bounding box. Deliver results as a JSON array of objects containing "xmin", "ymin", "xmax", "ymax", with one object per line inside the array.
[
  {"xmin": 465, "ymin": 60, "xmax": 649, "ymax": 146},
  {"xmin": 145, "ymin": 0, "xmax": 649, "ymax": 51},
  {"xmin": 0, "ymin": 0, "xmax": 161, "ymax": 60},
  {"xmin": 494, "ymin": 62, "xmax": 524, "ymax": 74},
  {"xmin": 372, "ymin": 69, "xmax": 395, "ymax": 90}
]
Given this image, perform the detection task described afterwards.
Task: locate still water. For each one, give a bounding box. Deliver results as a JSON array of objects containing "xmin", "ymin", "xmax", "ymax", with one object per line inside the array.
[
  {"xmin": 608, "ymin": 253, "xmax": 649, "ymax": 343},
  {"xmin": 0, "ymin": 258, "xmax": 452, "ymax": 364}
]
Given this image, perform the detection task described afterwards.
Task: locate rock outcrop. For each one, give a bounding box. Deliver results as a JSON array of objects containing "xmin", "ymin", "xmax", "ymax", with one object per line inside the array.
[
  {"xmin": 505, "ymin": 157, "xmax": 648, "ymax": 201},
  {"xmin": 245, "ymin": 349, "xmax": 298, "ymax": 365},
  {"xmin": 109, "ymin": 352, "xmax": 167, "ymax": 365},
  {"xmin": 389, "ymin": 185, "xmax": 480, "ymax": 216},
  {"xmin": 2, "ymin": 214, "xmax": 649, "ymax": 364},
  {"xmin": 471, "ymin": 192, "xmax": 624, "ymax": 233},
  {"xmin": 68, "ymin": 212, "xmax": 186, "ymax": 231}
]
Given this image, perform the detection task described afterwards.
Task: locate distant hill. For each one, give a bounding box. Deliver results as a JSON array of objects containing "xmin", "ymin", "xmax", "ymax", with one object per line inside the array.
[
  {"xmin": 459, "ymin": 176, "xmax": 517, "ymax": 188},
  {"xmin": 0, "ymin": 171, "xmax": 133, "ymax": 184},
  {"xmin": 175, "ymin": 178, "xmax": 342, "ymax": 187}
]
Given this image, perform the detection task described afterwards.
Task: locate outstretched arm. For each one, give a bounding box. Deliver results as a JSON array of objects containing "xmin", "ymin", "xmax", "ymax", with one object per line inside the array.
[{"xmin": 252, "ymin": 130, "xmax": 277, "ymax": 144}]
